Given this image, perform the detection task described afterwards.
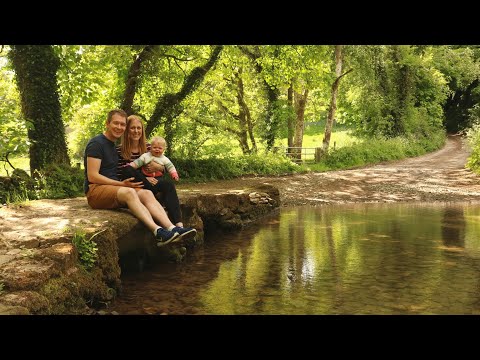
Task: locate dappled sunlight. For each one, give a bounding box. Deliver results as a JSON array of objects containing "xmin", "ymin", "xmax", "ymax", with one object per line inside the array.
[
  {"xmin": 52, "ymin": 243, "xmax": 74, "ymax": 254},
  {"xmin": 24, "ymin": 201, "xmax": 70, "ymax": 212},
  {"xmin": 1, "ymin": 216, "xmax": 71, "ymax": 239},
  {"xmin": 36, "ymin": 217, "xmax": 70, "ymax": 232}
]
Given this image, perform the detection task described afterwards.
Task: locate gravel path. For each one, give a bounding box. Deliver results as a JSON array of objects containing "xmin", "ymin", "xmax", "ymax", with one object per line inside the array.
[{"xmin": 178, "ymin": 135, "xmax": 480, "ymax": 206}]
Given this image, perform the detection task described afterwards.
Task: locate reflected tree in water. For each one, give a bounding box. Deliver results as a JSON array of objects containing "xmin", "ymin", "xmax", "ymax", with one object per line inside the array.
[{"xmin": 441, "ymin": 206, "xmax": 466, "ymax": 248}]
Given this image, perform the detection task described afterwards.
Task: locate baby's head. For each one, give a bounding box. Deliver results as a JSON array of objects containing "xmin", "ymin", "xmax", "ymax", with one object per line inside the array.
[{"xmin": 150, "ymin": 136, "xmax": 167, "ymax": 156}]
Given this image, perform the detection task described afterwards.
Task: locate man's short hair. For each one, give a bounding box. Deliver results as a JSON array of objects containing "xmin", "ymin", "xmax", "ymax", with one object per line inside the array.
[{"xmin": 107, "ymin": 109, "xmax": 128, "ymax": 123}]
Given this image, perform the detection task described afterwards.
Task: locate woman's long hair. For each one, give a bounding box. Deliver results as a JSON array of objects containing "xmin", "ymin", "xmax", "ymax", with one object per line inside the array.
[{"xmin": 120, "ymin": 115, "xmax": 147, "ymax": 160}]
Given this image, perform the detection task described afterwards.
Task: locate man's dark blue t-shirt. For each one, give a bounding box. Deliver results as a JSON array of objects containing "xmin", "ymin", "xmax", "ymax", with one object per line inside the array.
[{"xmin": 83, "ymin": 134, "xmax": 119, "ymax": 193}]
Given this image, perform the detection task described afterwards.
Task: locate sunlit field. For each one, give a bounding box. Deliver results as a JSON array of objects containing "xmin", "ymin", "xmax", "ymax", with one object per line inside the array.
[
  {"xmin": 0, "ymin": 157, "xmax": 30, "ymax": 176},
  {"xmin": 278, "ymin": 129, "xmax": 359, "ymax": 149},
  {"xmin": 200, "ymin": 121, "xmax": 359, "ymax": 157}
]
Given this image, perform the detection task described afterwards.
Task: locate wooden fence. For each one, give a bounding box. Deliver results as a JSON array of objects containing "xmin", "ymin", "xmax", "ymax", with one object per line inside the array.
[{"xmin": 273, "ymin": 146, "xmax": 324, "ymax": 163}]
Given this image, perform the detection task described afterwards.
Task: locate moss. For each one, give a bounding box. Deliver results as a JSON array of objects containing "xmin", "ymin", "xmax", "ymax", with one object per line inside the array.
[
  {"xmin": 92, "ymin": 230, "xmax": 122, "ymax": 290},
  {"xmin": 40, "ymin": 277, "xmax": 86, "ymax": 314},
  {"xmin": 38, "ymin": 266, "xmax": 116, "ymax": 314},
  {"xmin": 16, "ymin": 292, "xmax": 50, "ymax": 313},
  {"xmin": 37, "ymin": 228, "xmax": 127, "ymax": 314},
  {"xmin": 0, "ymin": 291, "xmax": 48, "ymax": 314}
]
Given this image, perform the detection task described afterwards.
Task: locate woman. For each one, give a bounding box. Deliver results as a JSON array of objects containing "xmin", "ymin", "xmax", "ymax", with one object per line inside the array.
[{"xmin": 117, "ymin": 115, "xmax": 185, "ymax": 228}]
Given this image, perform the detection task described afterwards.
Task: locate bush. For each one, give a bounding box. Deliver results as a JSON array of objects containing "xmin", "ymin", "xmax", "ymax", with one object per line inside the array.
[
  {"xmin": 310, "ymin": 130, "xmax": 446, "ymax": 171},
  {"xmin": 172, "ymin": 152, "xmax": 300, "ymax": 182},
  {"xmin": 466, "ymin": 122, "xmax": 480, "ymax": 173},
  {"xmin": 35, "ymin": 164, "xmax": 84, "ymax": 199},
  {"xmin": 0, "ymin": 168, "xmax": 37, "ymax": 204},
  {"xmin": 0, "ymin": 164, "xmax": 84, "ymax": 204}
]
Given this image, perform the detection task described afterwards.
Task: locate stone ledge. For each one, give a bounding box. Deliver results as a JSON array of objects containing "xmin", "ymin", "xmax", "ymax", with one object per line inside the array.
[{"xmin": 0, "ymin": 184, "xmax": 279, "ymax": 314}]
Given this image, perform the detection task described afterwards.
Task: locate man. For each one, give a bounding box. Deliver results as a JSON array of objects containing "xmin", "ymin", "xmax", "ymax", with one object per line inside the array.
[{"xmin": 84, "ymin": 109, "xmax": 196, "ymax": 246}]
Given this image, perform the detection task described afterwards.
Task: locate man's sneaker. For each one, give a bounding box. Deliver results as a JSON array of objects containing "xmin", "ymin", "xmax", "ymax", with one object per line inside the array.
[
  {"xmin": 156, "ymin": 228, "xmax": 180, "ymax": 247},
  {"xmin": 172, "ymin": 226, "xmax": 197, "ymax": 241}
]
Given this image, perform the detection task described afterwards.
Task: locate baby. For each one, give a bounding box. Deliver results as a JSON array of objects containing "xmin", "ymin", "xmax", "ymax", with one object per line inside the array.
[{"xmin": 128, "ymin": 136, "xmax": 179, "ymax": 181}]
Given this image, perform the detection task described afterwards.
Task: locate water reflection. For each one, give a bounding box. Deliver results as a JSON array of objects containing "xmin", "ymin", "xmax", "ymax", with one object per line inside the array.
[
  {"xmin": 110, "ymin": 202, "xmax": 480, "ymax": 315},
  {"xmin": 441, "ymin": 206, "xmax": 466, "ymax": 248}
]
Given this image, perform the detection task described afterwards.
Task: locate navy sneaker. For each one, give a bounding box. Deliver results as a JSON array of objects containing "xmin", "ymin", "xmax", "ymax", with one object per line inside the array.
[
  {"xmin": 172, "ymin": 226, "xmax": 197, "ymax": 241},
  {"xmin": 156, "ymin": 228, "xmax": 180, "ymax": 247}
]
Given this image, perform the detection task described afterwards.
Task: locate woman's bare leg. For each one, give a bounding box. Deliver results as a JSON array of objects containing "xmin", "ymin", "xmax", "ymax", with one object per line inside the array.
[
  {"xmin": 116, "ymin": 187, "xmax": 159, "ymax": 233},
  {"xmin": 137, "ymin": 190, "xmax": 175, "ymax": 229}
]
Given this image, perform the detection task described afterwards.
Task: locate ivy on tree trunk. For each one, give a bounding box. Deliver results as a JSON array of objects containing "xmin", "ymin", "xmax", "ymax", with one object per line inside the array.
[{"xmin": 9, "ymin": 45, "xmax": 70, "ymax": 174}]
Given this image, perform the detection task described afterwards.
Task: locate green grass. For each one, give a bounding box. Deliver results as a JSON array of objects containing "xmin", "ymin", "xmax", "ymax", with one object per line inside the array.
[
  {"xmin": 276, "ymin": 120, "xmax": 360, "ymax": 149},
  {"xmin": 277, "ymin": 129, "xmax": 360, "ymax": 149},
  {"xmin": 0, "ymin": 157, "xmax": 30, "ymax": 176}
]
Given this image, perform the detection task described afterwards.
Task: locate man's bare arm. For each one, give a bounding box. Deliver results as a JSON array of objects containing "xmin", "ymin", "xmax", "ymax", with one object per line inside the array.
[{"xmin": 87, "ymin": 157, "xmax": 143, "ymax": 187}]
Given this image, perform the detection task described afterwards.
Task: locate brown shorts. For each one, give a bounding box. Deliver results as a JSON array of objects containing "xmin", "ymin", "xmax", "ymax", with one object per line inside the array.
[{"xmin": 86, "ymin": 184, "xmax": 141, "ymax": 209}]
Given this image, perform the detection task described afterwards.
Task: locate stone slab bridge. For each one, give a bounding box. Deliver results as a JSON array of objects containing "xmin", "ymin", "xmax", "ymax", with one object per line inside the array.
[{"xmin": 0, "ymin": 184, "xmax": 279, "ymax": 315}]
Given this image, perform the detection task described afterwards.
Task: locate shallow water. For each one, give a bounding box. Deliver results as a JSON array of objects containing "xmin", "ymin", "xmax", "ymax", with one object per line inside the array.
[{"xmin": 109, "ymin": 202, "xmax": 480, "ymax": 315}]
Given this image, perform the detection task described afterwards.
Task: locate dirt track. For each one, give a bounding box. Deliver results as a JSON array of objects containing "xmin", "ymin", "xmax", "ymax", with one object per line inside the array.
[{"xmin": 178, "ymin": 135, "xmax": 480, "ymax": 206}]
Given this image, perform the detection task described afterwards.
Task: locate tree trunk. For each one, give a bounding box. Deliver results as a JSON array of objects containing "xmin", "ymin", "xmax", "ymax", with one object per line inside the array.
[
  {"xmin": 235, "ymin": 70, "xmax": 257, "ymax": 154},
  {"xmin": 292, "ymin": 88, "xmax": 309, "ymax": 160},
  {"xmin": 391, "ymin": 45, "xmax": 410, "ymax": 137},
  {"xmin": 287, "ymin": 82, "xmax": 294, "ymax": 148},
  {"xmin": 145, "ymin": 45, "xmax": 223, "ymax": 153},
  {"xmin": 265, "ymin": 87, "xmax": 281, "ymax": 151},
  {"xmin": 238, "ymin": 45, "xmax": 280, "ymax": 150},
  {"xmin": 121, "ymin": 45, "xmax": 159, "ymax": 115},
  {"xmin": 323, "ymin": 45, "xmax": 348, "ymax": 153},
  {"xmin": 9, "ymin": 45, "xmax": 70, "ymax": 174}
]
